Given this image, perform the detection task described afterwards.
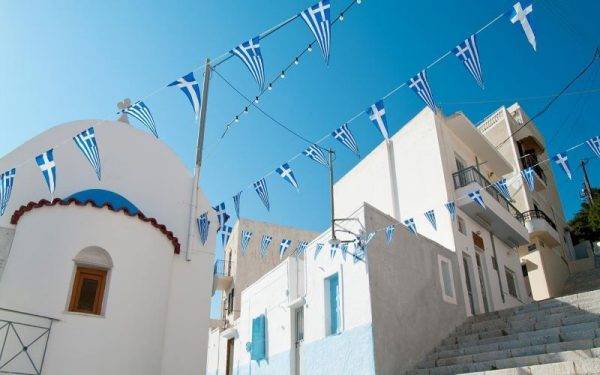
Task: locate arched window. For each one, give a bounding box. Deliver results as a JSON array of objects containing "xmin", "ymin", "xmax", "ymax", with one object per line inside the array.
[{"xmin": 68, "ymin": 247, "xmax": 112, "ymax": 315}]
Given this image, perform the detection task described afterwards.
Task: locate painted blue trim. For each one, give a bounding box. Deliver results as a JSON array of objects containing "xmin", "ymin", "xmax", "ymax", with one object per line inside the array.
[{"xmin": 66, "ymin": 189, "xmax": 140, "ymax": 215}]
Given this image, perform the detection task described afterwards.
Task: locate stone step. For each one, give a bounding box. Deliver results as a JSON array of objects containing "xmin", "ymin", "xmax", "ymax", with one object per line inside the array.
[
  {"xmin": 410, "ymin": 344, "xmax": 600, "ymax": 374},
  {"xmin": 460, "ymin": 357, "xmax": 600, "ymax": 374}
]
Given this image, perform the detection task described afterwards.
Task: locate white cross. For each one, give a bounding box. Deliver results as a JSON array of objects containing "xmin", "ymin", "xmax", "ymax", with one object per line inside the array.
[
  {"xmin": 278, "ymin": 165, "xmax": 298, "ymax": 188},
  {"xmin": 511, "ymin": 2, "xmax": 536, "ymax": 51},
  {"xmin": 174, "ymin": 77, "xmax": 198, "ymax": 90},
  {"xmin": 79, "ymin": 131, "xmax": 94, "ymax": 144},
  {"xmin": 241, "ymin": 39, "xmax": 260, "ymax": 56},
  {"xmin": 554, "ymin": 154, "xmax": 572, "ymax": 179},
  {"xmin": 408, "ymin": 75, "xmax": 424, "ymax": 91},
  {"xmin": 369, "ymin": 104, "xmax": 389, "ymax": 138},
  {"xmin": 454, "ymin": 42, "xmax": 471, "ymax": 61},
  {"xmin": 310, "ymin": 1, "xmax": 330, "ymax": 21}
]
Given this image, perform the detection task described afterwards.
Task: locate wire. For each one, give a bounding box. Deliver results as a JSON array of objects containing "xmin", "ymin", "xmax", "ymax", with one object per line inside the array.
[{"xmin": 440, "ymin": 87, "xmax": 600, "ymax": 105}]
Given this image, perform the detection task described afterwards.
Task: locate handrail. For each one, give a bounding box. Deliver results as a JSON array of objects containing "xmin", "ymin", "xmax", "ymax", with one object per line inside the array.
[
  {"xmin": 0, "ymin": 307, "xmax": 60, "ymax": 322},
  {"xmin": 521, "ymin": 154, "xmax": 547, "ymax": 184},
  {"xmin": 213, "ymin": 259, "xmax": 234, "ymax": 277},
  {"xmin": 521, "ymin": 209, "xmax": 557, "ymax": 231}
]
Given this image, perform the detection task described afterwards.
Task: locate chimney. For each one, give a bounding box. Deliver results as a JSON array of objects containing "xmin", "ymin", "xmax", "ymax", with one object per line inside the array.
[{"xmin": 117, "ymin": 98, "xmax": 132, "ymax": 124}]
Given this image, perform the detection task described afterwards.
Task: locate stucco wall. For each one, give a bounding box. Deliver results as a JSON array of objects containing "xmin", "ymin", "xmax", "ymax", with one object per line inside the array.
[{"xmin": 0, "ymin": 226, "xmax": 14, "ymax": 280}]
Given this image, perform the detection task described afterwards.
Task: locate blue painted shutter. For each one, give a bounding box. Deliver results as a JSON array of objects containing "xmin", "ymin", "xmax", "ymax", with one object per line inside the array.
[
  {"xmin": 329, "ymin": 274, "xmax": 339, "ymax": 334},
  {"xmin": 251, "ymin": 314, "xmax": 266, "ymax": 361}
]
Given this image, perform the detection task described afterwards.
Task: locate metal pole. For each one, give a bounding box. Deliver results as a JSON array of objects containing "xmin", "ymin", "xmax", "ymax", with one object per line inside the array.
[
  {"xmin": 186, "ymin": 58, "xmax": 212, "ymax": 261},
  {"xmin": 328, "ymin": 148, "xmax": 336, "ymax": 241},
  {"xmin": 581, "ymin": 159, "xmax": 594, "ymax": 204}
]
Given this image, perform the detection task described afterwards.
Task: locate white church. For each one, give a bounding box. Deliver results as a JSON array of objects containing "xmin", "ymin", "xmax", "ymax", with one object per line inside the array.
[{"xmin": 0, "ymin": 119, "xmax": 216, "ymax": 374}]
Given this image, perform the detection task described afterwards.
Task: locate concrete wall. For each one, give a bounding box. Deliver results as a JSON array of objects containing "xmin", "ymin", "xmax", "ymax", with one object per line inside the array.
[{"xmin": 0, "ymin": 226, "xmax": 14, "ymax": 280}]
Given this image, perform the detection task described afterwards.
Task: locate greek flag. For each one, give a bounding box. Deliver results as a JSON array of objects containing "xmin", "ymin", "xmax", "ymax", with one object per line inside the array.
[
  {"xmin": 279, "ymin": 239, "xmax": 292, "ymax": 259},
  {"xmin": 124, "ymin": 101, "xmax": 158, "ymax": 138},
  {"xmin": 73, "ymin": 127, "xmax": 101, "ymax": 180},
  {"xmin": 366, "ymin": 100, "xmax": 389, "ymax": 140},
  {"xmin": 169, "ymin": 72, "xmax": 202, "ymax": 117},
  {"xmin": 232, "ymin": 37, "xmax": 265, "ymax": 90},
  {"xmin": 404, "ymin": 218, "xmax": 417, "ymax": 235},
  {"xmin": 332, "ymin": 123, "xmax": 360, "ymax": 156},
  {"xmin": 221, "ymin": 225, "xmax": 233, "ymax": 246},
  {"xmin": 468, "ymin": 190, "xmax": 485, "ymax": 208},
  {"xmin": 453, "ymin": 35, "xmax": 483, "ymax": 88},
  {"xmin": 408, "ymin": 70, "xmax": 437, "ymax": 112},
  {"xmin": 330, "ymin": 243, "xmax": 339, "ymax": 258},
  {"xmin": 353, "ymin": 241, "xmax": 364, "ymax": 264},
  {"xmin": 494, "ymin": 178, "xmax": 511, "ymax": 200},
  {"xmin": 424, "ymin": 210, "xmax": 437, "ymax": 230},
  {"xmin": 553, "ymin": 152, "xmax": 572, "ymax": 180},
  {"xmin": 35, "ymin": 149, "xmax": 56, "ymax": 194},
  {"xmin": 233, "ymin": 191, "xmax": 242, "ymax": 218},
  {"xmin": 586, "ymin": 136, "xmax": 600, "ymax": 157},
  {"xmin": 300, "ymin": 0, "xmax": 331, "ymax": 63},
  {"xmin": 260, "ymin": 234, "xmax": 272, "ymax": 257},
  {"xmin": 510, "ymin": 2, "xmax": 536, "ymax": 51},
  {"xmin": 241, "ymin": 231, "xmax": 253, "ymax": 255},
  {"xmin": 355, "ymin": 232, "xmax": 375, "ymax": 262},
  {"xmin": 253, "ymin": 178, "xmax": 270, "ymax": 211},
  {"xmin": 385, "ymin": 225, "xmax": 395, "ymax": 244},
  {"xmin": 521, "ymin": 167, "xmax": 536, "ymax": 192},
  {"xmin": 340, "ymin": 243, "xmax": 348, "ymax": 262},
  {"xmin": 197, "ymin": 212, "xmax": 210, "ymax": 245},
  {"xmin": 212, "ymin": 202, "xmax": 230, "ymax": 231},
  {"xmin": 276, "ymin": 163, "xmax": 299, "ymax": 190},
  {"xmin": 303, "ymin": 144, "xmax": 329, "ymax": 166},
  {"xmin": 0, "ymin": 168, "xmax": 16, "ymax": 216},
  {"xmin": 314, "ymin": 243, "xmax": 324, "ymax": 260},
  {"xmin": 445, "ymin": 201, "xmax": 456, "ymax": 221},
  {"xmin": 295, "ymin": 241, "xmax": 308, "ymax": 257}
]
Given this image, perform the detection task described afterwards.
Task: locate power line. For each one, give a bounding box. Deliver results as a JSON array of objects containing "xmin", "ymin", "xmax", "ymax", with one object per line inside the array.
[{"xmin": 440, "ymin": 87, "xmax": 600, "ymax": 105}]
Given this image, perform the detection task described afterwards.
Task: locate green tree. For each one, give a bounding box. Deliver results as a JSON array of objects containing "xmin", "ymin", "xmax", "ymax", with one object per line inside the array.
[{"xmin": 569, "ymin": 188, "xmax": 600, "ymax": 244}]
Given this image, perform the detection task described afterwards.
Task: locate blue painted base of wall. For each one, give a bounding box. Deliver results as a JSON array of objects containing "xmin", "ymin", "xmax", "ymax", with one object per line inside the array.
[{"xmin": 234, "ymin": 350, "xmax": 290, "ymax": 375}]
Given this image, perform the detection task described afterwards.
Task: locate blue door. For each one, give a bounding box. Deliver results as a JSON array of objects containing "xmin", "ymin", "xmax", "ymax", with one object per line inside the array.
[{"xmin": 327, "ymin": 273, "xmax": 340, "ymax": 334}]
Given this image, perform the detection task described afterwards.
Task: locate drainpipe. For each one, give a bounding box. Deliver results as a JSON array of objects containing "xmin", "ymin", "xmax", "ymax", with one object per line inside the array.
[
  {"xmin": 385, "ymin": 140, "xmax": 401, "ymax": 221},
  {"xmin": 489, "ymin": 232, "xmax": 505, "ymax": 303}
]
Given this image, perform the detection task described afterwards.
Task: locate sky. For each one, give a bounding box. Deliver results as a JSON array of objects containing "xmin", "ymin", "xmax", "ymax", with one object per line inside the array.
[{"xmin": 1, "ymin": 1, "xmax": 599, "ymax": 311}]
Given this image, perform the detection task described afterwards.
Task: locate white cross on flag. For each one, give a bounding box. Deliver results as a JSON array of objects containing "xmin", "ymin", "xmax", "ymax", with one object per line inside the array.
[
  {"xmin": 510, "ymin": 2, "xmax": 536, "ymax": 51},
  {"xmin": 553, "ymin": 152, "xmax": 572, "ymax": 180},
  {"xmin": 453, "ymin": 34, "xmax": 484, "ymax": 89},
  {"xmin": 279, "ymin": 239, "xmax": 292, "ymax": 259},
  {"xmin": 586, "ymin": 136, "xmax": 600, "ymax": 158},
  {"xmin": 231, "ymin": 37, "xmax": 265, "ymax": 90},
  {"xmin": 169, "ymin": 72, "xmax": 202, "ymax": 117},
  {"xmin": 275, "ymin": 163, "xmax": 299, "ymax": 190},
  {"xmin": 366, "ymin": 100, "xmax": 389, "ymax": 140},
  {"xmin": 35, "ymin": 149, "xmax": 57, "ymax": 194},
  {"xmin": 408, "ymin": 70, "xmax": 437, "ymax": 113},
  {"xmin": 301, "ymin": 0, "xmax": 331, "ymax": 63},
  {"xmin": 0, "ymin": 168, "xmax": 16, "ymax": 216}
]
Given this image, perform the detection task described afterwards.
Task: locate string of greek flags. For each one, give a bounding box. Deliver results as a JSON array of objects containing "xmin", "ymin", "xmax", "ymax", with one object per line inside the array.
[{"xmin": 195, "ymin": 136, "xmax": 600, "ymax": 261}]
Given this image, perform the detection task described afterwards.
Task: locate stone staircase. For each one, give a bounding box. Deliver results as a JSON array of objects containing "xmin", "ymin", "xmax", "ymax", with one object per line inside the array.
[
  {"xmin": 409, "ymin": 287, "xmax": 600, "ymax": 373},
  {"xmin": 563, "ymin": 268, "xmax": 600, "ymax": 296}
]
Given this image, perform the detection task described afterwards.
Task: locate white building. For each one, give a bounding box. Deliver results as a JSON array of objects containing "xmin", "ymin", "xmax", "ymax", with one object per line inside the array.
[{"xmin": 0, "ymin": 119, "xmax": 216, "ymax": 375}]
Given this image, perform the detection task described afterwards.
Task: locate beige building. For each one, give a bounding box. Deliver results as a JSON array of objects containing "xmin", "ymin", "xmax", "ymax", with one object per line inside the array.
[{"xmin": 478, "ymin": 103, "xmax": 578, "ymax": 300}]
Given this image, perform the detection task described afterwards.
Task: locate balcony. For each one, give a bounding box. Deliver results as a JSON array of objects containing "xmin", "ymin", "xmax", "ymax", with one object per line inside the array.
[
  {"xmin": 453, "ymin": 167, "xmax": 529, "ymax": 247},
  {"xmin": 521, "ymin": 154, "xmax": 547, "ymax": 191},
  {"xmin": 522, "ymin": 209, "xmax": 561, "ymax": 247},
  {"xmin": 211, "ymin": 259, "xmax": 233, "ymax": 296}
]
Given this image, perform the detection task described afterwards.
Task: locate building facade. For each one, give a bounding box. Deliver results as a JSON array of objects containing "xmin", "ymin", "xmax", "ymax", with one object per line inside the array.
[
  {"xmin": 478, "ymin": 103, "xmax": 578, "ymax": 300},
  {"xmin": 0, "ymin": 120, "xmax": 216, "ymax": 375}
]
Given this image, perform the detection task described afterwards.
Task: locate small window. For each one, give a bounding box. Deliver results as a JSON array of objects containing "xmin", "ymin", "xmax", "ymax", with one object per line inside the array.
[
  {"xmin": 324, "ymin": 273, "xmax": 341, "ymax": 336},
  {"xmin": 69, "ymin": 267, "xmax": 107, "ymax": 315},
  {"xmin": 226, "ymin": 288, "xmax": 235, "ymax": 315},
  {"xmin": 457, "ymin": 216, "xmax": 467, "ymax": 236},
  {"xmin": 527, "ymin": 243, "xmax": 537, "ymax": 252},
  {"xmin": 438, "ymin": 255, "xmax": 457, "ymax": 304},
  {"xmin": 295, "ymin": 307, "xmax": 304, "ymax": 343},
  {"xmin": 505, "ymin": 267, "xmax": 518, "ymax": 298},
  {"xmin": 472, "ymin": 232, "xmax": 485, "ymax": 251}
]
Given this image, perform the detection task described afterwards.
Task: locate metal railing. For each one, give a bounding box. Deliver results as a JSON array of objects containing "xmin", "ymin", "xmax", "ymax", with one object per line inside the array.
[
  {"xmin": 521, "ymin": 209, "xmax": 557, "ymax": 231},
  {"xmin": 453, "ymin": 166, "xmax": 524, "ymax": 225},
  {"xmin": 521, "ymin": 154, "xmax": 547, "ymax": 184},
  {"xmin": 213, "ymin": 259, "xmax": 233, "ymax": 277}
]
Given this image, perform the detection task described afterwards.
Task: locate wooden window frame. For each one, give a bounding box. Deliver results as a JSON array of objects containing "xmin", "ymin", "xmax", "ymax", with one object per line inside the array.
[{"xmin": 68, "ymin": 266, "xmax": 107, "ymax": 315}]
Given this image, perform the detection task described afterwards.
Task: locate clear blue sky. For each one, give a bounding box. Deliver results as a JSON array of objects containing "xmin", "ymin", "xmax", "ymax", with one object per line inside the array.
[{"xmin": 1, "ymin": 0, "xmax": 598, "ymax": 232}]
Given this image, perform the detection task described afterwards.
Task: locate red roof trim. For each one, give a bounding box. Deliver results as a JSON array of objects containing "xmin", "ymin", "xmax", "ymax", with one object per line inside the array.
[{"xmin": 10, "ymin": 198, "xmax": 181, "ymax": 254}]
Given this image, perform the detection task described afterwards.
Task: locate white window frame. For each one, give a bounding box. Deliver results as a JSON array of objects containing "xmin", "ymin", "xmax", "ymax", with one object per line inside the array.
[{"xmin": 438, "ymin": 254, "xmax": 457, "ymax": 304}]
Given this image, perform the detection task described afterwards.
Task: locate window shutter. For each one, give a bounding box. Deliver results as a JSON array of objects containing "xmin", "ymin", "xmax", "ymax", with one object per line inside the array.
[{"xmin": 250, "ymin": 314, "xmax": 266, "ymax": 361}]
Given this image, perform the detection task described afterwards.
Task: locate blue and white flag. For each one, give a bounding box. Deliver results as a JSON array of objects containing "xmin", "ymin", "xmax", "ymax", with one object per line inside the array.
[
  {"xmin": 35, "ymin": 149, "xmax": 56, "ymax": 194},
  {"xmin": 553, "ymin": 152, "xmax": 572, "ymax": 180},
  {"xmin": 276, "ymin": 163, "xmax": 299, "ymax": 190},
  {"xmin": 329, "ymin": 243, "xmax": 339, "ymax": 258},
  {"xmin": 332, "ymin": 123, "xmax": 360, "ymax": 156},
  {"xmin": 355, "ymin": 232, "xmax": 376, "ymax": 262},
  {"xmin": 73, "ymin": 127, "xmax": 101, "ymax": 180},
  {"xmin": 385, "ymin": 225, "xmax": 395, "ymax": 244},
  {"xmin": 124, "ymin": 101, "xmax": 158, "ymax": 138},
  {"xmin": 408, "ymin": 70, "xmax": 436, "ymax": 112},
  {"xmin": 586, "ymin": 136, "xmax": 600, "ymax": 157},
  {"xmin": 468, "ymin": 190, "xmax": 485, "ymax": 208},
  {"xmin": 453, "ymin": 35, "xmax": 484, "ymax": 89},
  {"xmin": 510, "ymin": 2, "xmax": 536, "ymax": 51},
  {"xmin": 521, "ymin": 167, "xmax": 536, "ymax": 192},
  {"xmin": 424, "ymin": 210, "xmax": 437, "ymax": 230},
  {"xmin": 295, "ymin": 241, "xmax": 308, "ymax": 257},
  {"xmin": 404, "ymin": 218, "xmax": 417, "ymax": 235},
  {"xmin": 445, "ymin": 201, "xmax": 456, "ymax": 221},
  {"xmin": 221, "ymin": 225, "xmax": 233, "ymax": 246},
  {"xmin": 341, "ymin": 243, "xmax": 349, "ymax": 262},
  {"xmin": 241, "ymin": 230, "xmax": 253, "ymax": 255},
  {"xmin": 366, "ymin": 100, "xmax": 389, "ymax": 140},
  {"xmin": 314, "ymin": 243, "xmax": 324, "ymax": 260},
  {"xmin": 260, "ymin": 234, "xmax": 272, "ymax": 257},
  {"xmin": 233, "ymin": 191, "xmax": 242, "ymax": 218},
  {"xmin": 212, "ymin": 202, "xmax": 230, "ymax": 231},
  {"xmin": 279, "ymin": 239, "xmax": 292, "ymax": 259},
  {"xmin": 494, "ymin": 178, "xmax": 511, "ymax": 200},
  {"xmin": 0, "ymin": 168, "xmax": 16, "ymax": 216},
  {"xmin": 253, "ymin": 178, "xmax": 270, "ymax": 211},
  {"xmin": 232, "ymin": 37, "xmax": 265, "ymax": 90},
  {"xmin": 300, "ymin": 0, "xmax": 331, "ymax": 63},
  {"xmin": 169, "ymin": 72, "xmax": 202, "ymax": 117},
  {"xmin": 303, "ymin": 144, "xmax": 329, "ymax": 166},
  {"xmin": 197, "ymin": 212, "xmax": 210, "ymax": 246}
]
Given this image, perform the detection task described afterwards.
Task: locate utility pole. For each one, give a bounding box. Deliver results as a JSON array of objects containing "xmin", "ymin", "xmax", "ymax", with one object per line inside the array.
[
  {"xmin": 581, "ymin": 159, "xmax": 594, "ymax": 204},
  {"xmin": 186, "ymin": 58, "xmax": 212, "ymax": 261}
]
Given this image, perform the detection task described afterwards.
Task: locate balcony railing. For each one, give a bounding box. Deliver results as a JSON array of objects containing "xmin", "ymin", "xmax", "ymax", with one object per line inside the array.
[
  {"xmin": 453, "ymin": 166, "xmax": 524, "ymax": 224},
  {"xmin": 521, "ymin": 209, "xmax": 557, "ymax": 231},
  {"xmin": 521, "ymin": 154, "xmax": 547, "ymax": 184},
  {"xmin": 213, "ymin": 259, "xmax": 233, "ymax": 277}
]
